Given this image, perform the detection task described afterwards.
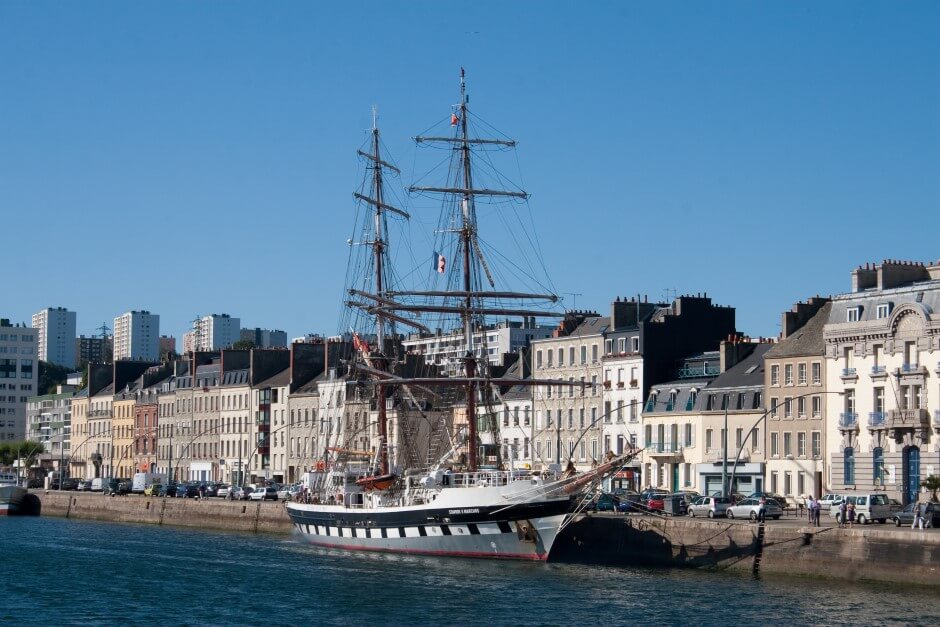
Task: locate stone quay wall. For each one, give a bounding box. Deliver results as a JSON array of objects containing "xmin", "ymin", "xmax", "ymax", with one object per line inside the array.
[
  {"xmin": 551, "ymin": 513, "xmax": 940, "ymax": 586},
  {"xmin": 32, "ymin": 492, "xmax": 940, "ymax": 586},
  {"xmin": 34, "ymin": 491, "xmax": 293, "ymax": 535}
]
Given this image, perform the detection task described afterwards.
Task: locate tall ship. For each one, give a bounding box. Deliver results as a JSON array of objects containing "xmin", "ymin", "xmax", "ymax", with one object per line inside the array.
[
  {"xmin": 0, "ymin": 472, "xmax": 27, "ymax": 516},
  {"xmin": 286, "ymin": 70, "xmax": 634, "ymax": 559}
]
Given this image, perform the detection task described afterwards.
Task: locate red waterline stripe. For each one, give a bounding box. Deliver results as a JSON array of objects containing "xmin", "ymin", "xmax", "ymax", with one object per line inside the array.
[{"xmin": 303, "ymin": 540, "xmax": 547, "ymax": 561}]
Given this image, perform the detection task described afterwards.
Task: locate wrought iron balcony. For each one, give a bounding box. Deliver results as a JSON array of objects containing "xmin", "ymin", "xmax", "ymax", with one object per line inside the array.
[
  {"xmin": 870, "ymin": 365, "xmax": 887, "ymax": 377},
  {"xmin": 838, "ymin": 412, "xmax": 858, "ymax": 429},
  {"xmin": 647, "ymin": 441, "xmax": 683, "ymax": 456},
  {"xmin": 840, "ymin": 368, "xmax": 857, "ymax": 381},
  {"xmin": 868, "ymin": 412, "xmax": 886, "ymax": 429},
  {"xmin": 676, "ymin": 364, "xmax": 721, "ymax": 379},
  {"xmin": 887, "ymin": 408, "xmax": 930, "ymax": 429},
  {"xmin": 900, "ymin": 362, "xmax": 920, "ymax": 373}
]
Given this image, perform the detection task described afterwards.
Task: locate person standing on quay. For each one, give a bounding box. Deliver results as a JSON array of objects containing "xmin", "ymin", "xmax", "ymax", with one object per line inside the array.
[
  {"xmin": 757, "ymin": 496, "xmax": 767, "ymax": 523},
  {"xmin": 912, "ymin": 501, "xmax": 926, "ymax": 530},
  {"xmin": 838, "ymin": 500, "xmax": 848, "ymax": 528}
]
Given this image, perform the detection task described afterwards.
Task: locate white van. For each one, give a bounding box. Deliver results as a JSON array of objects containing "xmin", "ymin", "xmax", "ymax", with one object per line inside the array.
[
  {"xmin": 90, "ymin": 477, "xmax": 106, "ymax": 492},
  {"xmin": 830, "ymin": 493, "xmax": 891, "ymax": 524}
]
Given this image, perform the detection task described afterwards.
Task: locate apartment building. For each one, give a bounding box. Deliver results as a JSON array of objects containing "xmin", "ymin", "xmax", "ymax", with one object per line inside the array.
[
  {"xmin": 32, "ymin": 307, "xmax": 76, "ymax": 367},
  {"xmin": 826, "ymin": 260, "xmax": 940, "ymax": 505},
  {"xmin": 0, "ymin": 319, "xmax": 37, "ymax": 442},
  {"xmin": 113, "ymin": 311, "xmax": 160, "ymax": 361},
  {"xmin": 531, "ymin": 312, "xmax": 607, "ymax": 471},
  {"xmin": 240, "ymin": 328, "xmax": 288, "ymax": 349},
  {"xmin": 26, "ymin": 385, "xmax": 76, "ymax": 473},
  {"xmin": 764, "ymin": 298, "xmax": 830, "ymax": 501},
  {"xmin": 193, "ymin": 314, "xmax": 241, "ymax": 351}
]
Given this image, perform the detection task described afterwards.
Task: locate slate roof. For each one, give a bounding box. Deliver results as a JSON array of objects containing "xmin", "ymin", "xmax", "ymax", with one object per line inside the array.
[
  {"xmin": 708, "ymin": 343, "xmax": 774, "ymax": 390},
  {"xmin": 221, "ymin": 369, "xmax": 249, "ymax": 386},
  {"xmin": 765, "ymin": 301, "xmax": 831, "ymax": 359},
  {"xmin": 256, "ymin": 368, "xmax": 290, "ymax": 389}
]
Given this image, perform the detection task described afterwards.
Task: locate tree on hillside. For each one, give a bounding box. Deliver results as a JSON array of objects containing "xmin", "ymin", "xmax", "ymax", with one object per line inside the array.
[{"xmin": 38, "ymin": 361, "xmax": 73, "ymax": 395}]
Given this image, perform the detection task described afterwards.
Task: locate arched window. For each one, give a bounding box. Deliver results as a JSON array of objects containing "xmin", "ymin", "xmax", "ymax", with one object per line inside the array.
[
  {"xmin": 843, "ymin": 447, "xmax": 855, "ymax": 485},
  {"xmin": 873, "ymin": 447, "xmax": 884, "ymax": 485}
]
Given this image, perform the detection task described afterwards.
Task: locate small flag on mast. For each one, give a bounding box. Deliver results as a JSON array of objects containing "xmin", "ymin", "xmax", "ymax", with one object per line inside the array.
[
  {"xmin": 433, "ymin": 251, "xmax": 446, "ymax": 274},
  {"xmin": 451, "ymin": 113, "xmax": 459, "ymax": 126}
]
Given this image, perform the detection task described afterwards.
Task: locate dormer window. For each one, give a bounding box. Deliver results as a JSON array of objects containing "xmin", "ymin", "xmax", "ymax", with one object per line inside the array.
[
  {"xmin": 876, "ymin": 303, "xmax": 890, "ymax": 319},
  {"xmin": 847, "ymin": 307, "xmax": 861, "ymax": 322}
]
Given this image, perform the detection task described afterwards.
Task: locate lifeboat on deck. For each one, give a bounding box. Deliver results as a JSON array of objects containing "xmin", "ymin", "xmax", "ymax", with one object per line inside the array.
[{"xmin": 355, "ymin": 474, "xmax": 397, "ymax": 491}]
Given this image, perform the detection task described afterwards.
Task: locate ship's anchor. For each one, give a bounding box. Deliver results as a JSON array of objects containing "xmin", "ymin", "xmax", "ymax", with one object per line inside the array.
[{"xmin": 517, "ymin": 519, "xmax": 538, "ymax": 543}]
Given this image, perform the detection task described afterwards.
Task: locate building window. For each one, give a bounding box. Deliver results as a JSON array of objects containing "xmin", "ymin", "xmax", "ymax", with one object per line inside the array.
[
  {"xmin": 770, "ymin": 365, "xmax": 779, "ymax": 386},
  {"xmin": 591, "ymin": 344, "xmax": 598, "ymax": 362},
  {"xmin": 618, "ymin": 338, "xmax": 626, "ymax": 353},
  {"xmin": 580, "ymin": 346, "xmax": 587, "ymax": 365},
  {"xmin": 797, "ymin": 397, "xmax": 806, "ymax": 418},
  {"xmin": 844, "ymin": 447, "xmax": 855, "ymax": 484},
  {"xmin": 684, "ymin": 423, "xmax": 693, "ymax": 447},
  {"xmin": 811, "ymin": 362, "xmax": 821, "ymax": 384},
  {"xmin": 604, "ymin": 339, "xmax": 612, "ymax": 355},
  {"xmin": 783, "ymin": 432, "xmax": 792, "ymax": 457},
  {"xmin": 547, "ymin": 351, "xmax": 553, "ymax": 367},
  {"xmin": 811, "ymin": 431, "xmax": 821, "ymax": 458},
  {"xmin": 557, "ymin": 348, "xmax": 564, "ymax": 367},
  {"xmin": 771, "ymin": 472, "xmax": 778, "ymax": 494},
  {"xmin": 770, "ymin": 397, "xmax": 778, "ymax": 418},
  {"xmin": 876, "ymin": 304, "xmax": 890, "ymax": 319},
  {"xmin": 873, "ymin": 447, "xmax": 885, "ymax": 485},
  {"xmin": 847, "ymin": 307, "xmax": 860, "ymax": 322},
  {"xmin": 705, "ymin": 429, "xmax": 713, "ymax": 450},
  {"xmin": 797, "ymin": 432, "xmax": 806, "ymax": 457},
  {"xmin": 632, "ymin": 337, "xmax": 639, "ymax": 352},
  {"xmin": 536, "ymin": 351, "xmax": 542, "ymax": 368},
  {"xmin": 784, "ymin": 364, "xmax": 793, "ymax": 385},
  {"xmin": 784, "ymin": 472, "xmax": 792, "ymax": 496},
  {"xmin": 797, "ymin": 363, "xmax": 806, "ymax": 385},
  {"xmin": 812, "ymin": 396, "xmax": 821, "ymax": 418},
  {"xmin": 784, "ymin": 397, "xmax": 792, "ymax": 418}
]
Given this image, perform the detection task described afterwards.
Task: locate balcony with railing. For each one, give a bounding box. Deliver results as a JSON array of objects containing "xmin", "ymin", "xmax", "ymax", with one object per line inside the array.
[
  {"xmin": 706, "ymin": 447, "xmax": 749, "ymax": 463},
  {"xmin": 870, "ymin": 365, "xmax": 887, "ymax": 380},
  {"xmin": 896, "ymin": 363, "xmax": 926, "ymax": 379},
  {"xmin": 646, "ymin": 441, "xmax": 683, "ymax": 457},
  {"xmin": 868, "ymin": 412, "xmax": 886, "ymax": 429},
  {"xmin": 838, "ymin": 412, "xmax": 858, "ymax": 430},
  {"xmin": 887, "ymin": 408, "xmax": 930, "ymax": 429},
  {"xmin": 840, "ymin": 368, "xmax": 858, "ymax": 382},
  {"xmin": 676, "ymin": 364, "xmax": 720, "ymax": 379}
]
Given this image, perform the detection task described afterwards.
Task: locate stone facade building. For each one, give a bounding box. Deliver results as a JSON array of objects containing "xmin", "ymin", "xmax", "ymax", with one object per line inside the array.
[{"xmin": 826, "ymin": 260, "xmax": 940, "ymax": 504}]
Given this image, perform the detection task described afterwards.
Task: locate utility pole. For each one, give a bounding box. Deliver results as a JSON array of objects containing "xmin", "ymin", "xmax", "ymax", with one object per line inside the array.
[{"xmin": 722, "ymin": 405, "xmax": 728, "ymax": 498}]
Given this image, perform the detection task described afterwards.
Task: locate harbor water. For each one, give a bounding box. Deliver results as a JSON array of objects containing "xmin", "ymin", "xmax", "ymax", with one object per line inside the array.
[{"xmin": 2, "ymin": 517, "xmax": 937, "ymax": 625}]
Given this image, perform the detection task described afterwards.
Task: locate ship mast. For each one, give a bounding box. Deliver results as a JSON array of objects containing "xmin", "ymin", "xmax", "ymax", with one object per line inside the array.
[
  {"xmin": 352, "ymin": 110, "xmax": 408, "ymax": 476},
  {"xmin": 409, "ymin": 69, "xmax": 556, "ymax": 472}
]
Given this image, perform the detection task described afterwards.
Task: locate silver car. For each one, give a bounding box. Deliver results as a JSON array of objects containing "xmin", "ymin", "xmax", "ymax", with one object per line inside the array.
[
  {"xmin": 726, "ymin": 497, "xmax": 782, "ymax": 520},
  {"xmin": 688, "ymin": 496, "xmax": 731, "ymax": 518}
]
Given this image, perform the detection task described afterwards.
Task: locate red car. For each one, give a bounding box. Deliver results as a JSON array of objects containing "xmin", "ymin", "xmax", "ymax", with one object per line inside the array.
[{"xmin": 646, "ymin": 495, "xmax": 665, "ymax": 511}]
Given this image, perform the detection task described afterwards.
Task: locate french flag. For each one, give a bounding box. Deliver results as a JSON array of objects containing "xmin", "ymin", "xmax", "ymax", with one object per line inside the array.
[{"xmin": 433, "ymin": 251, "xmax": 446, "ymax": 274}]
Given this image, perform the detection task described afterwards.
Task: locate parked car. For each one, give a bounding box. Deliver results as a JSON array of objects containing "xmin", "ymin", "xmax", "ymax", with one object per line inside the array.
[
  {"xmin": 59, "ymin": 478, "xmax": 79, "ymax": 491},
  {"xmin": 748, "ymin": 492, "xmax": 788, "ymax": 509},
  {"xmin": 587, "ymin": 492, "xmax": 630, "ymax": 512},
  {"xmin": 277, "ymin": 484, "xmax": 300, "ymax": 500},
  {"xmin": 249, "ymin": 486, "xmax": 279, "ymax": 501},
  {"xmin": 217, "ymin": 484, "xmax": 231, "ymax": 498},
  {"xmin": 235, "ymin": 486, "xmax": 254, "ymax": 501},
  {"xmin": 144, "ymin": 483, "xmax": 162, "ymax": 496},
  {"xmin": 688, "ymin": 496, "xmax": 731, "ymax": 518},
  {"xmin": 104, "ymin": 479, "xmax": 130, "ymax": 495},
  {"xmin": 818, "ymin": 493, "xmax": 843, "ymax": 510},
  {"xmin": 892, "ymin": 502, "xmax": 940, "ymax": 527},
  {"xmin": 667, "ymin": 493, "xmax": 696, "ymax": 515},
  {"xmin": 888, "ymin": 498, "xmax": 904, "ymax": 514},
  {"xmin": 202, "ymin": 483, "xmax": 220, "ymax": 498},
  {"xmin": 727, "ymin": 497, "xmax": 783, "ymax": 520},
  {"xmin": 77, "ymin": 479, "xmax": 93, "ymax": 492},
  {"xmin": 176, "ymin": 483, "xmax": 200, "ymax": 498}
]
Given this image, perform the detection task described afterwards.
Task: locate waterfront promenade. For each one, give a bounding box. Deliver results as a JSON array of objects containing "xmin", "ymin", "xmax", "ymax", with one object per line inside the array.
[{"xmin": 30, "ymin": 490, "xmax": 940, "ymax": 587}]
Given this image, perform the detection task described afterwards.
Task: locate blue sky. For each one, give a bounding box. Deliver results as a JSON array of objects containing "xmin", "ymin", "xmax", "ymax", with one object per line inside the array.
[{"xmin": 1, "ymin": 2, "xmax": 938, "ymax": 342}]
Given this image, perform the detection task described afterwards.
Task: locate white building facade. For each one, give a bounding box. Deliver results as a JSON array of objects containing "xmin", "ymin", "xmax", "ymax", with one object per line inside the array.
[
  {"xmin": 826, "ymin": 261, "xmax": 940, "ymax": 505},
  {"xmin": 113, "ymin": 310, "xmax": 160, "ymax": 361},
  {"xmin": 32, "ymin": 307, "xmax": 77, "ymax": 367},
  {"xmin": 193, "ymin": 314, "xmax": 241, "ymax": 351},
  {"xmin": 0, "ymin": 320, "xmax": 38, "ymax": 442}
]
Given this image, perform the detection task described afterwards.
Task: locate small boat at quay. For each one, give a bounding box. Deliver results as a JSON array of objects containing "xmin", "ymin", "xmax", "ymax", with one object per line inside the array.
[{"xmin": 0, "ymin": 472, "xmax": 27, "ymax": 516}]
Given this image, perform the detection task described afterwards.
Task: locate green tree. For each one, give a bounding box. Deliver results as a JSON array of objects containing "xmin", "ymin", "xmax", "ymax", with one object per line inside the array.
[
  {"xmin": 0, "ymin": 440, "xmax": 44, "ymax": 466},
  {"xmin": 231, "ymin": 339, "xmax": 255, "ymax": 350},
  {"xmin": 38, "ymin": 361, "xmax": 73, "ymax": 395},
  {"xmin": 922, "ymin": 475, "xmax": 940, "ymax": 502}
]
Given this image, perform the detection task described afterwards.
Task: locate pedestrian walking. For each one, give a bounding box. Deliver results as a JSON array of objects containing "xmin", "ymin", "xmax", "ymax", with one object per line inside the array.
[
  {"xmin": 847, "ymin": 502, "xmax": 856, "ymax": 527},
  {"xmin": 912, "ymin": 501, "xmax": 925, "ymax": 529},
  {"xmin": 757, "ymin": 496, "xmax": 768, "ymax": 523},
  {"xmin": 813, "ymin": 497, "xmax": 821, "ymax": 526},
  {"xmin": 838, "ymin": 500, "xmax": 848, "ymax": 528}
]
